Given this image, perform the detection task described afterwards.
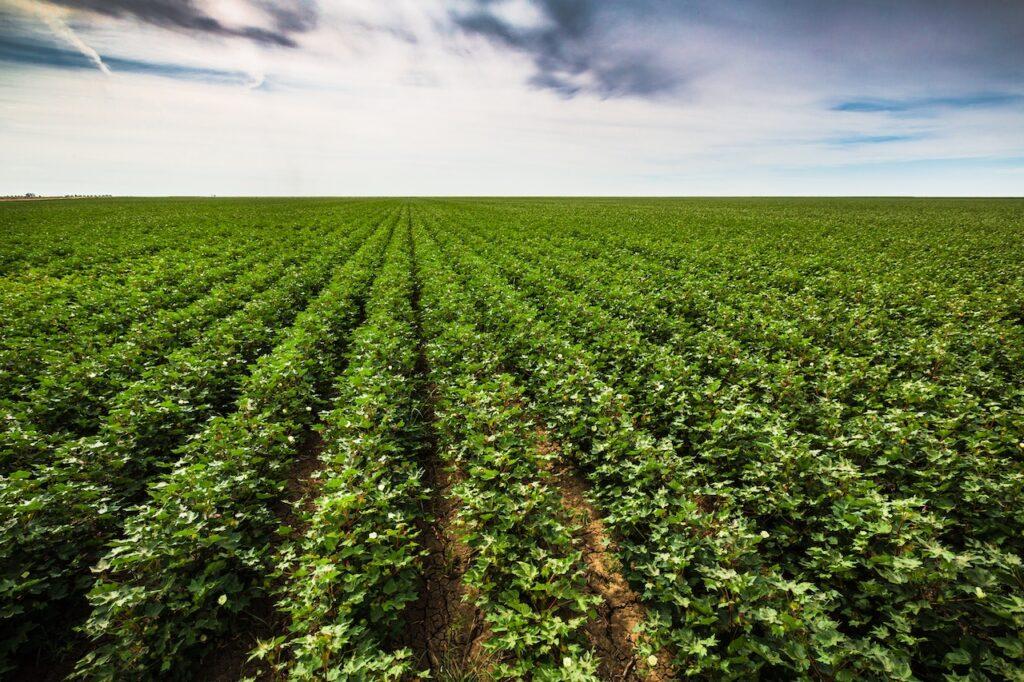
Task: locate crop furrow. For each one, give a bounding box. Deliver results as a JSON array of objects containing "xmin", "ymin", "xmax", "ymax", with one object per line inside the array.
[
  {"xmin": 232, "ymin": 208, "xmax": 427, "ymax": 681},
  {"xmin": 396, "ymin": 215, "xmax": 480, "ymax": 676},
  {"xmin": 414, "ymin": 219, "xmax": 600, "ymax": 680}
]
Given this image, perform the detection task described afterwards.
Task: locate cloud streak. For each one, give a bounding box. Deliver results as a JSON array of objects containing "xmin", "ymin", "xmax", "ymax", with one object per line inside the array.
[
  {"xmin": 41, "ymin": 0, "xmax": 318, "ymax": 48},
  {"xmin": 828, "ymin": 134, "xmax": 925, "ymax": 146},
  {"xmin": 834, "ymin": 93, "xmax": 1024, "ymax": 114},
  {"xmin": 0, "ymin": 38, "xmax": 256, "ymax": 85},
  {"xmin": 21, "ymin": 0, "xmax": 110, "ymax": 74}
]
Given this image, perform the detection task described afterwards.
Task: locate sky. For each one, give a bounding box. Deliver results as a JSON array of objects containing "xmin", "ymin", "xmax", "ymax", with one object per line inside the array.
[{"xmin": 0, "ymin": 0, "xmax": 1022, "ymax": 196}]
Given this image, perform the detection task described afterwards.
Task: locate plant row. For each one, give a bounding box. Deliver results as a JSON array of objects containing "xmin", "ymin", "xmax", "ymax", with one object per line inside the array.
[
  {"xmin": 0, "ymin": 230, "xmax": 283, "ymax": 401},
  {"xmin": 1, "ymin": 199, "xmax": 396, "ymax": 402},
  {"xmin": 0, "ymin": 210, "xmax": 393, "ymax": 670},
  {"xmin": 457, "ymin": 202, "xmax": 1024, "ymax": 552},
  {"xmin": 415, "ymin": 222, "xmax": 601, "ymax": 679},
  {"xmin": 72, "ymin": 212, "xmax": 399, "ymax": 678},
  {"xmin": 1, "ymin": 206, "xmax": 390, "ymax": 475},
  {"xmin": 422, "ymin": 206, "xmax": 1024, "ymax": 680},
  {"xmin": 260, "ymin": 214, "xmax": 427, "ymax": 680},
  {"xmin": 0, "ymin": 198, "xmax": 266, "ymax": 277},
  {"xmin": 0, "ymin": 246, "xmax": 306, "ymax": 476}
]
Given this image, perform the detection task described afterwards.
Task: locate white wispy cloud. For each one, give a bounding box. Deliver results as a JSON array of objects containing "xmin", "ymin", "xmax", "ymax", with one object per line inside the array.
[{"xmin": 0, "ymin": 0, "xmax": 1021, "ymax": 195}]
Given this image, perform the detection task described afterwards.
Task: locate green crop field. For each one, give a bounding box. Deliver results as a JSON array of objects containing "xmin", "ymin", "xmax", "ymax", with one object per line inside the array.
[{"xmin": 1, "ymin": 197, "xmax": 1022, "ymax": 681}]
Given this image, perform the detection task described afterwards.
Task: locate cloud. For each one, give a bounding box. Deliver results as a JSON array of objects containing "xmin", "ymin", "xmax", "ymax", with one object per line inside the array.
[
  {"xmin": 451, "ymin": 0, "xmax": 1024, "ymax": 100},
  {"xmin": 255, "ymin": 0, "xmax": 317, "ymax": 34},
  {"xmin": 40, "ymin": 0, "xmax": 318, "ymax": 47},
  {"xmin": 1, "ymin": 0, "xmax": 1022, "ymax": 196},
  {"xmin": 451, "ymin": 0, "xmax": 690, "ymax": 98}
]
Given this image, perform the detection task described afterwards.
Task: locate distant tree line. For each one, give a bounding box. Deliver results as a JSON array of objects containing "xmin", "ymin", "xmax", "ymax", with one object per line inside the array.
[{"xmin": 1, "ymin": 193, "xmax": 114, "ymax": 199}]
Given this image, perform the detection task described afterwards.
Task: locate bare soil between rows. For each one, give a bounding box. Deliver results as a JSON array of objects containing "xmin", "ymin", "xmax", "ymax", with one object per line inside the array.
[{"xmin": 536, "ymin": 427, "xmax": 674, "ymax": 681}]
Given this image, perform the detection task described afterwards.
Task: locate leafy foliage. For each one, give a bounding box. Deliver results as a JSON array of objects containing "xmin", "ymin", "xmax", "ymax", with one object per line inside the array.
[
  {"xmin": 266, "ymin": 212, "xmax": 426, "ymax": 680},
  {"xmin": 74, "ymin": 214, "xmax": 397, "ymax": 678},
  {"xmin": 0, "ymin": 197, "xmax": 1021, "ymax": 679}
]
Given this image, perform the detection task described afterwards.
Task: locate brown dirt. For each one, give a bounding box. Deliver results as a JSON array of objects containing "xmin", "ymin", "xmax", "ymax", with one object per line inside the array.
[
  {"xmin": 403, "ymin": 242, "xmax": 492, "ymax": 678},
  {"xmin": 396, "ymin": 382, "xmax": 491, "ymax": 678},
  {"xmin": 10, "ymin": 638, "xmax": 89, "ymax": 682},
  {"xmin": 272, "ymin": 428, "xmax": 327, "ymax": 528},
  {"xmin": 536, "ymin": 429, "xmax": 674, "ymax": 682},
  {"xmin": 200, "ymin": 595, "xmax": 277, "ymax": 682}
]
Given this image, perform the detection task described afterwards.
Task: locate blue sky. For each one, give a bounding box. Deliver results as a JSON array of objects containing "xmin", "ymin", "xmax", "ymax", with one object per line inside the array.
[{"xmin": 1, "ymin": 0, "xmax": 1022, "ymax": 195}]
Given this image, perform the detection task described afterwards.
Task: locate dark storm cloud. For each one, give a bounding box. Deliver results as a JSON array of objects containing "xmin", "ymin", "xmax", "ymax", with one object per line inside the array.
[
  {"xmin": 452, "ymin": 0, "xmax": 1024, "ymax": 99},
  {"xmin": 254, "ymin": 0, "xmax": 318, "ymax": 35},
  {"xmin": 43, "ymin": 0, "xmax": 318, "ymax": 47},
  {"xmin": 452, "ymin": 0, "xmax": 689, "ymax": 98}
]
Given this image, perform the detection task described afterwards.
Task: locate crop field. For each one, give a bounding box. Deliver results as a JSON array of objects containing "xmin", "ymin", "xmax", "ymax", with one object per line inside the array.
[{"xmin": 0, "ymin": 197, "xmax": 1022, "ymax": 681}]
